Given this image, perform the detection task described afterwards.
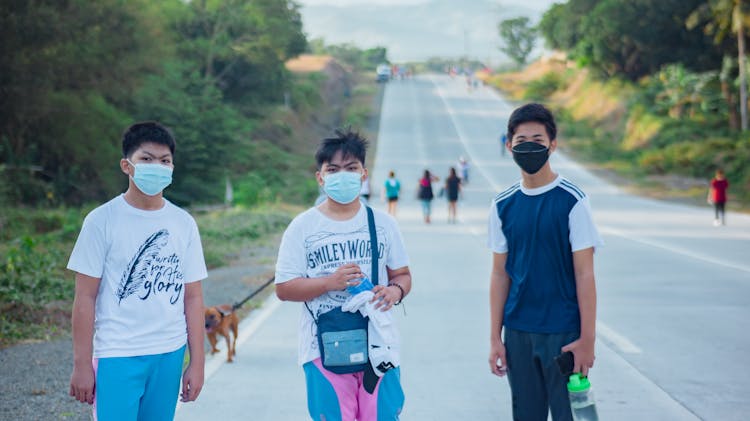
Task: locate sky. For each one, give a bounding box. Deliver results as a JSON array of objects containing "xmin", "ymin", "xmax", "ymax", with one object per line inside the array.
[{"xmin": 295, "ymin": 0, "xmax": 560, "ymax": 64}]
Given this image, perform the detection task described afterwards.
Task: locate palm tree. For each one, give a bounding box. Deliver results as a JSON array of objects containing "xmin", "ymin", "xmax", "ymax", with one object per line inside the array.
[{"xmin": 688, "ymin": 0, "xmax": 750, "ymax": 131}]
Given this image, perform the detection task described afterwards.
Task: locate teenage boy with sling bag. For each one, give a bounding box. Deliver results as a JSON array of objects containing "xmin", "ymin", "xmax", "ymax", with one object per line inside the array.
[{"xmin": 275, "ymin": 129, "xmax": 412, "ymax": 420}]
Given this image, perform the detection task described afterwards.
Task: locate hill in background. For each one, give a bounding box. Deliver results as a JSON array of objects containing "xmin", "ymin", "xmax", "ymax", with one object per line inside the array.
[{"xmin": 298, "ymin": 0, "xmax": 550, "ymax": 64}]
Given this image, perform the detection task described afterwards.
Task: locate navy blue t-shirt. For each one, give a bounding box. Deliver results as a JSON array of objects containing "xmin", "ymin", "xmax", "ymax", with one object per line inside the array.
[{"xmin": 488, "ymin": 176, "xmax": 602, "ymax": 334}]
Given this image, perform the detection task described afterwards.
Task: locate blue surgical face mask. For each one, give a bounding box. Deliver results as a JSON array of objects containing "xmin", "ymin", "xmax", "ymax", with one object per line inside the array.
[
  {"xmin": 127, "ymin": 160, "xmax": 173, "ymax": 196},
  {"xmin": 323, "ymin": 171, "xmax": 362, "ymax": 204}
]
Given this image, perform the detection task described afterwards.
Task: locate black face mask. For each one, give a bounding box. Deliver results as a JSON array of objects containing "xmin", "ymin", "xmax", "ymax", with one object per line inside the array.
[{"xmin": 511, "ymin": 142, "xmax": 549, "ymax": 174}]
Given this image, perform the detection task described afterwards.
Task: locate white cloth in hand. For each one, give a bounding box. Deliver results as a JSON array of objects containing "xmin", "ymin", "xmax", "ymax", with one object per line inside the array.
[{"xmin": 341, "ymin": 291, "xmax": 399, "ymax": 376}]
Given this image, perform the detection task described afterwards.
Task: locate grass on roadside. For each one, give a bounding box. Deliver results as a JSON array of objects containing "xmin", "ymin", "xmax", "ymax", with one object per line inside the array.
[{"xmin": 0, "ymin": 204, "xmax": 299, "ymax": 348}]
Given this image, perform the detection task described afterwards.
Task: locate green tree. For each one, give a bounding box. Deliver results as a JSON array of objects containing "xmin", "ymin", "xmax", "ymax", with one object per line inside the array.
[
  {"xmin": 362, "ymin": 47, "xmax": 389, "ymax": 69},
  {"xmin": 538, "ymin": 0, "xmax": 598, "ymax": 52},
  {"xmin": 0, "ymin": 0, "xmax": 170, "ymax": 204},
  {"xmin": 578, "ymin": 0, "xmax": 719, "ymax": 80},
  {"xmin": 539, "ymin": 0, "xmax": 720, "ymax": 81},
  {"xmin": 132, "ymin": 62, "xmax": 249, "ymax": 206},
  {"xmin": 688, "ymin": 0, "xmax": 750, "ymax": 131},
  {"xmin": 174, "ymin": 0, "xmax": 306, "ymax": 108},
  {"xmin": 498, "ymin": 17, "xmax": 536, "ymax": 67}
]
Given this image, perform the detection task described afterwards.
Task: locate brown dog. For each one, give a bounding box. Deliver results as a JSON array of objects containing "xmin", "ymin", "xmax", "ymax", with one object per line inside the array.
[{"xmin": 204, "ymin": 304, "xmax": 239, "ymax": 362}]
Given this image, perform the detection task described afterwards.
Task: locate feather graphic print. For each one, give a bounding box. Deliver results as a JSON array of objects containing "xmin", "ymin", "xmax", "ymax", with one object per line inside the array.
[{"xmin": 116, "ymin": 229, "xmax": 169, "ymax": 304}]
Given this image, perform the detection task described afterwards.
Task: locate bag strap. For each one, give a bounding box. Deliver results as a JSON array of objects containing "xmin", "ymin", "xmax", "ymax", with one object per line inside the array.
[
  {"xmin": 366, "ymin": 206, "xmax": 378, "ymax": 285},
  {"xmin": 305, "ymin": 206, "xmax": 379, "ymax": 323}
]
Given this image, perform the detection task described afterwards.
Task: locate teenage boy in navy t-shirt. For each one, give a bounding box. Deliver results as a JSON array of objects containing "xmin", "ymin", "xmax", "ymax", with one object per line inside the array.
[{"xmin": 487, "ymin": 103, "xmax": 603, "ymax": 420}]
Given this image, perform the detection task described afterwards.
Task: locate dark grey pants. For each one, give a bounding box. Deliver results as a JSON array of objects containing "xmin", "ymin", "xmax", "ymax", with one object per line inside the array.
[{"xmin": 504, "ymin": 328, "xmax": 580, "ymax": 421}]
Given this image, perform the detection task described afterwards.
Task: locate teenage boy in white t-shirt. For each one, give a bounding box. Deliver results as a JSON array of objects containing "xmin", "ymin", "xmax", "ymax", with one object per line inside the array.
[
  {"xmin": 67, "ymin": 122, "xmax": 207, "ymax": 420},
  {"xmin": 275, "ymin": 129, "xmax": 412, "ymax": 420}
]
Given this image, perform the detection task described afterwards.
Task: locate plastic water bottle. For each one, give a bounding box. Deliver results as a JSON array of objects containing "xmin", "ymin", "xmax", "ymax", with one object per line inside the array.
[
  {"xmin": 567, "ymin": 373, "xmax": 599, "ymax": 421},
  {"xmin": 346, "ymin": 276, "xmax": 374, "ymax": 295}
]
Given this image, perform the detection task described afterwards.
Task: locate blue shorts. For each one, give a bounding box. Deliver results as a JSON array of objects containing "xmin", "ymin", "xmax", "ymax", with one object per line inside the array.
[
  {"xmin": 303, "ymin": 358, "xmax": 404, "ymax": 421},
  {"xmin": 93, "ymin": 345, "xmax": 185, "ymax": 421}
]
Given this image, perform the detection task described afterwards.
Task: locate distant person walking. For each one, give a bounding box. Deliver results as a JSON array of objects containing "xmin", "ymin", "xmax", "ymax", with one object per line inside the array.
[
  {"xmin": 708, "ymin": 169, "xmax": 729, "ymax": 226},
  {"xmin": 417, "ymin": 170, "xmax": 439, "ymax": 224},
  {"xmin": 444, "ymin": 167, "xmax": 462, "ymax": 224},
  {"xmin": 458, "ymin": 156, "xmax": 470, "ymax": 184},
  {"xmin": 500, "ymin": 132, "xmax": 508, "ymax": 157},
  {"xmin": 383, "ymin": 170, "xmax": 401, "ymax": 216},
  {"xmin": 487, "ymin": 103, "xmax": 603, "ymax": 420}
]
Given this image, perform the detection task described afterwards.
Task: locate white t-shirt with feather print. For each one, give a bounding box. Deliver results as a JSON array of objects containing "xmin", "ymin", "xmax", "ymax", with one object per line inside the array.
[{"xmin": 67, "ymin": 194, "xmax": 207, "ymax": 358}]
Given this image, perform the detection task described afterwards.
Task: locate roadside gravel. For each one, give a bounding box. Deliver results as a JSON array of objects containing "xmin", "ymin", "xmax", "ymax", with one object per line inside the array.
[{"xmin": 0, "ymin": 235, "xmax": 280, "ymax": 421}]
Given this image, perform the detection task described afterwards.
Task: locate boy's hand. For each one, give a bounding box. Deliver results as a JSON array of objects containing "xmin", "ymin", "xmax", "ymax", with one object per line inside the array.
[
  {"xmin": 181, "ymin": 361, "xmax": 204, "ymax": 402},
  {"xmin": 370, "ymin": 284, "xmax": 400, "ymax": 311},
  {"xmin": 488, "ymin": 338, "xmax": 507, "ymax": 377},
  {"xmin": 330, "ymin": 263, "xmax": 363, "ymax": 291},
  {"xmin": 69, "ymin": 363, "xmax": 96, "ymax": 404},
  {"xmin": 562, "ymin": 337, "xmax": 595, "ymax": 376}
]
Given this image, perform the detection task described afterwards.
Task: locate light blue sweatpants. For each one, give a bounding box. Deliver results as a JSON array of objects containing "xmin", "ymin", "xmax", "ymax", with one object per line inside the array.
[{"xmin": 93, "ymin": 345, "xmax": 185, "ymax": 421}]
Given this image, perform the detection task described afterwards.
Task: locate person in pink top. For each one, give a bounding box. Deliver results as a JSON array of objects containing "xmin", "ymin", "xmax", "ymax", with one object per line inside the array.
[{"xmin": 708, "ymin": 169, "xmax": 729, "ymax": 226}]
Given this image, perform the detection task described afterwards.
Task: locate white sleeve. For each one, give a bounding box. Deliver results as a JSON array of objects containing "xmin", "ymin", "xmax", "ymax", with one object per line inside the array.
[
  {"xmin": 384, "ymin": 215, "xmax": 409, "ymax": 271},
  {"xmin": 275, "ymin": 218, "xmax": 307, "ymax": 284},
  {"xmin": 569, "ymin": 197, "xmax": 604, "ymax": 252},
  {"xmin": 182, "ymin": 217, "xmax": 208, "ymax": 283},
  {"xmin": 487, "ymin": 201, "xmax": 507, "ymax": 253},
  {"xmin": 67, "ymin": 210, "xmax": 107, "ymax": 278}
]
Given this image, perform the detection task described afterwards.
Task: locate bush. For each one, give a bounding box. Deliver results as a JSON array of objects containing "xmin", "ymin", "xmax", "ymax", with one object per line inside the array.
[
  {"xmin": 0, "ymin": 207, "xmax": 84, "ymax": 242},
  {"xmin": 195, "ymin": 207, "xmax": 294, "ymax": 268},
  {"xmin": 290, "ymin": 73, "xmax": 324, "ymax": 112},
  {"xmin": 234, "ymin": 173, "xmax": 275, "ymax": 208},
  {"xmin": 637, "ymin": 138, "xmax": 737, "ymax": 178},
  {"xmin": 0, "ymin": 236, "xmax": 72, "ymax": 307},
  {"xmin": 524, "ymin": 73, "xmax": 564, "ymax": 101},
  {"xmin": 343, "ymin": 104, "xmax": 371, "ymax": 129}
]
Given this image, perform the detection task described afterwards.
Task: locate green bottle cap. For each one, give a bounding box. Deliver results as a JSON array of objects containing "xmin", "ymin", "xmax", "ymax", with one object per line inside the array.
[{"xmin": 567, "ymin": 373, "xmax": 591, "ymax": 392}]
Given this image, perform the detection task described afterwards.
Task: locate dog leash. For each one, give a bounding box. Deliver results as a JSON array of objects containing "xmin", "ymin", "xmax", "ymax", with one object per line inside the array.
[{"xmin": 232, "ymin": 276, "xmax": 275, "ymax": 311}]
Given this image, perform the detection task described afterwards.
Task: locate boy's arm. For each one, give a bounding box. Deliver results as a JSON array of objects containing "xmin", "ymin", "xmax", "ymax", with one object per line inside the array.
[
  {"xmin": 489, "ymin": 252, "xmax": 510, "ymax": 377},
  {"xmin": 276, "ymin": 263, "xmax": 363, "ymax": 302},
  {"xmin": 563, "ymin": 247, "xmax": 597, "ymax": 376},
  {"xmin": 69, "ymin": 273, "xmax": 100, "ymax": 405},
  {"xmin": 181, "ymin": 281, "xmax": 205, "ymax": 402}
]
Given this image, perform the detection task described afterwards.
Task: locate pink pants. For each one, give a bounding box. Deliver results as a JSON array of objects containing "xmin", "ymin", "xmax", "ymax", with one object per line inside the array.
[{"xmin": 303, "ymin": 358, "xmax": 404, "ymax": 421}]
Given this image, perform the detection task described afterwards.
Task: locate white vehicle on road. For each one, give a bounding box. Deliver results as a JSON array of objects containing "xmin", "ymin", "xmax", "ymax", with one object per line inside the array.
[{"xmin": 376, "ymin": 63, "xmax": 391, "ymax": 82}]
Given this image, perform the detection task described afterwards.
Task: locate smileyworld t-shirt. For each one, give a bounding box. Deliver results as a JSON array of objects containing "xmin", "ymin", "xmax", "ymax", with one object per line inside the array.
[
  {"xmin": 275, "ymin": 205, "xmax": 410, "ymax": 366},
  {"xmin": 487, "ymin": 175, "xmax": 603, "ymax": 334},
  {"xmin": 67, "ymin": 194, "xmax": 207, "ymax": 358}
]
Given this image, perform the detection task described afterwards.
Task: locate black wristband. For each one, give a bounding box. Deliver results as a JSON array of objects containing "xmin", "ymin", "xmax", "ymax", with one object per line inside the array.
[{"xmin": 388, "ymin": 283, "xmax": 405, "ymax": 305}]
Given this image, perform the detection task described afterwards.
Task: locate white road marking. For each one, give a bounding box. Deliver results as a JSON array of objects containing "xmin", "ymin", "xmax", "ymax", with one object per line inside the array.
[
  {"xmin": 175, "ymin": 294, "xmax": 282, "ymax": 412},
  {"xmin": 597, "ymin": 321, "xmax": 643, "ymax": 354},
  {"xmin": 601, "ymin": 226, "xmax": 750, "ymax": 274},
  {"xmin": 430, "ymin": 75, "xmax": 503, "ymax": 193}
]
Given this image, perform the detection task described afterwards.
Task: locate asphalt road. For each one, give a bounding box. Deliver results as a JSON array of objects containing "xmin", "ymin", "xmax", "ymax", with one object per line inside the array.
[{"xmin": 176, "ymin": 75, "xmax": 750, "ymax": 420}]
